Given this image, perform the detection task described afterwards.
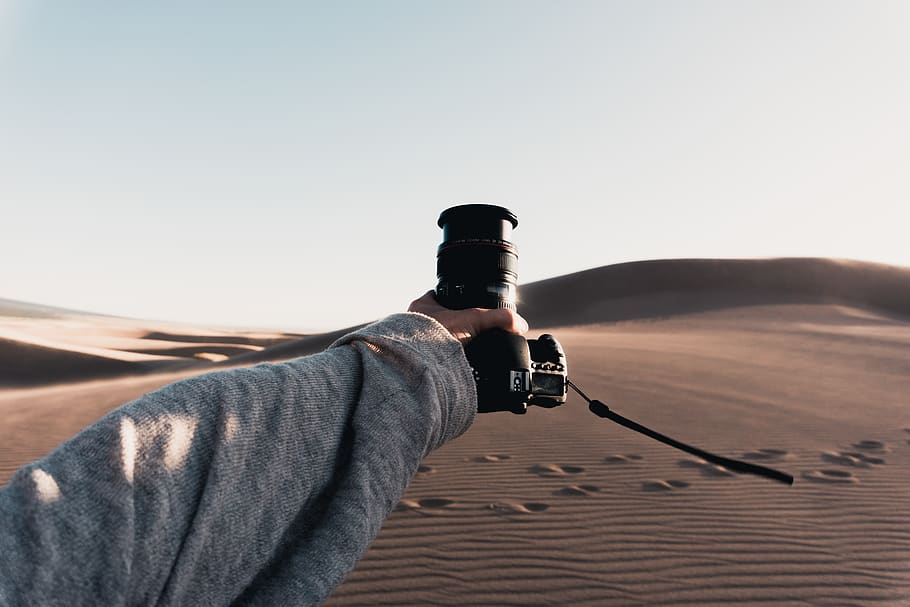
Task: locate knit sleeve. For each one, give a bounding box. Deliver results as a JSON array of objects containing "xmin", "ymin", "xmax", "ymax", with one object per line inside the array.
[{"xmin": 0, "ymin": 312, "xmax": 477, "ymax": 606}]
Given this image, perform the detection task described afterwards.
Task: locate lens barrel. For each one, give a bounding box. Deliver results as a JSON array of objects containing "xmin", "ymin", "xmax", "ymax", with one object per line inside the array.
[{"xmin": 436, "ymin": 204, "xmax": 519, "ymax": 310}]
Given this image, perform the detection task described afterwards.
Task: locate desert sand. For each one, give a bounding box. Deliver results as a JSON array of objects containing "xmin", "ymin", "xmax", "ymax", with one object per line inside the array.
[{"xmin": 2, "ymin": 258, "xmax": 909, "ymax": 605}]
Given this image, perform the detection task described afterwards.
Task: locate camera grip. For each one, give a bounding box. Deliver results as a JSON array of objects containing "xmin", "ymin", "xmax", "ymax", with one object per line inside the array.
[{"xmin": 463, "ymin": 329, "xmax": 532, "ymax": 414}]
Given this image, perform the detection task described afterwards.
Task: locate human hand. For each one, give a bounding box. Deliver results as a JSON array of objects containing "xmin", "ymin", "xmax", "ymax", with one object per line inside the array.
[{"xmin": 408, "ymin": 291, "xmax": 529, "ymax": 344}]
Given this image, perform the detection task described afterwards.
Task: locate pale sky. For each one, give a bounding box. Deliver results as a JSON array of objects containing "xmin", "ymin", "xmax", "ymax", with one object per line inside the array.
[{"xmin": 1, "ymin": 1, "xmax": 908, "ymax": 331}]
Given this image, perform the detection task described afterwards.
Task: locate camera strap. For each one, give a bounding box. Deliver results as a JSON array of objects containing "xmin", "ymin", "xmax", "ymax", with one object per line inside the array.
[{"xmin": 567, "ymin": 380, "xmax": 794, "ymax": 485}]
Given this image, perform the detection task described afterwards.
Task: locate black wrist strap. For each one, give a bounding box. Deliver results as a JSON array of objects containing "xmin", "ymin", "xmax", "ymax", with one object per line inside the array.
[{"xmin": 568, "ymin": 380, "xmax": 794, "ymax": 485}]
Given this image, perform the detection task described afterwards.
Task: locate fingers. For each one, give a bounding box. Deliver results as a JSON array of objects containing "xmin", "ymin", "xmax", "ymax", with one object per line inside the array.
[
  {"xmin": 407, "ymin": 291, "xmax": 529, "ymax": 343},
  {"xmin": 469, "ymin": 307, "xmax": 528, "ymax": 337}
]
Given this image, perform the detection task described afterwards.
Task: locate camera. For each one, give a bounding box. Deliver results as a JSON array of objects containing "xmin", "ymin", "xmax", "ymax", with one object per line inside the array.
[{"xmin": 435, "ymin": 204, "xmax": 568, "ymax": 414}]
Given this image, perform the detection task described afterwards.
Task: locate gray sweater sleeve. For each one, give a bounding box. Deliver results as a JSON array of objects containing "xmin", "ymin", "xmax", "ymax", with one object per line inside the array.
[{"xmin": 0, "ymin": 312, "xmax": 477, "ymax": 606}]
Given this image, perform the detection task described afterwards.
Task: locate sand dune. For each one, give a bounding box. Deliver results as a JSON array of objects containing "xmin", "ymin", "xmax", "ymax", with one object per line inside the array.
[
  {"xmin": 520, "ymin": 257, "xmax": 910, "ymax": 327},
  {"xmin": 0, "ymin": 302, "xmax": 304, "ymax": 386},
  {"xmin": 0, "ymin": 298, "xmax": 115, "ymax": 319},
  {"xmin": 2, "ymin": 258, "xmax": 909, "ymax": 605},
  {"xmin": 0, "ymin": 336, "xmax": 186, "ymax": 386},
  {"xmin": 215, "ymin": 324, "xmax": 369, "ymax": 366}
]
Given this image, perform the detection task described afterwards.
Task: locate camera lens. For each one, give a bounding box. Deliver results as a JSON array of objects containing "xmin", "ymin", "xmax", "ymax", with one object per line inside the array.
[{"xmin": 436, "ymin": 204, "xmax": 519, "ymax": 310}]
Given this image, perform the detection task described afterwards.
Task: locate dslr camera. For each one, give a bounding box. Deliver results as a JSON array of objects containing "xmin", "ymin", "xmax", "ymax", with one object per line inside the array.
[{"xmin": 435, "ymin": 204, "xmax": 568, "ymax": 414}]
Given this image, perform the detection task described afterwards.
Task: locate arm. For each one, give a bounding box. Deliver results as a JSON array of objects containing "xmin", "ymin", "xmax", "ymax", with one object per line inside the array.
[{"xmin": 0, "ymin": 309, "xmax": 493, "ymax": 606}]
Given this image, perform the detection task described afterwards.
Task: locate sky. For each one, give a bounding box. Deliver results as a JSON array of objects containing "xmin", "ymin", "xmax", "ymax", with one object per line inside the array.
[{"xmin": 1, "ymin": 1, "xmax": 908, "ymax": 331}]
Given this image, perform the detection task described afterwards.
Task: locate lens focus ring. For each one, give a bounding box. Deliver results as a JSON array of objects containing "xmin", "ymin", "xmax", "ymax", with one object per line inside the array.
[{"xmin": 436, "ymin": 244, "xmax": 518, "ymax": 279}]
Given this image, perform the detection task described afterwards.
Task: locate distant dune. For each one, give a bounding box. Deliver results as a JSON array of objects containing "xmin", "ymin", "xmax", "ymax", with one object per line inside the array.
[
  {"xmin": 0, "ymin": 300, "xmax": 305, "ymax": 387},
  {"xmin": 2, "ymin": 258, "xmax": 909, "ymax": 605},
  {"xmin": 2, "ymin": 258, "xmax": 908, "ymax": 386},
  {"xmin": 0, "ymin": 298, "xmax": 113, "ymax": 319},
  {"xmin": 520, "ymin": 257, "xmax": 910, "ymax": 328},
  {"xmin": 0, "ymin": 336, "xmax": 186, "ymax": 386}
]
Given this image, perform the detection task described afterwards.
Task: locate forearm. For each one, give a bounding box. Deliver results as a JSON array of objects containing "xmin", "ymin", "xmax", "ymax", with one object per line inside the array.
[{"xmin": 0, "ymin": 312, "xmax": 476, "ymax": 606}]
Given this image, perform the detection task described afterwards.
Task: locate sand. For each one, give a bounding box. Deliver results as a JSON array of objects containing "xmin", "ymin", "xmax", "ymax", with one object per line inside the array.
[{"xmin": 2, "ymin": 258, "xmax": 909, "ymax": 605}]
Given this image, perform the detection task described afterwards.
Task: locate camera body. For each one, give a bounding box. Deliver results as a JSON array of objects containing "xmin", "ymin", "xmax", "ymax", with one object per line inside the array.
[
  {"xmin": 463, "ymin": 330, "xmax": 568, "ymax": 413},
  {"xmin": 435, "ymin": 204, "xmax": 568, "ymax": 414}
]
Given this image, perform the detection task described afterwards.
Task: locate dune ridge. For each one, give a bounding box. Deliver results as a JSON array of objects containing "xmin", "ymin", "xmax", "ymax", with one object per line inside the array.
[
  {"xmin": 0, "ymin": 304, "xmax": 305, "ymax": 387},
  {"xmin": 0, "ymin": 336, "xmax": 189, "ymax": 386},
  {"xmin": 520, "ymin": 257, "xmax": 910, "ymax": 328},
  {"xmin": 0, "ymin": 297, "xmax": 115, "ymax": 319},
  {"xmin": 2, "ymin": 258, "xmax": 906, "ymax": 387}
]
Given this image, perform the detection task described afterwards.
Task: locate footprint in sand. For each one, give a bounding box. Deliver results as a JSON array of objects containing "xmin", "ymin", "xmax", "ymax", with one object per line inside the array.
[
  {"xmin": 416, "ymin": 464, "xmax": 436, "ymax": 475},
  {"xmin": 394, "ymin": 497, "xmax": 456, "ymax": 512},
  {"xmin": 741, "ymin": 448, "xmax": 790, "ymax": 462},
  {"xmin": 642, "ymin": 480, "xmax": 690, "ymax": 492},
  {"xmin": 474, "ymin": 454, "xmax": 512, "ymax": 463},
  {"xmin": 604, "ymin": 454, "xmax": 643, "ymax": 464},
  {"xmin": 529, "ymin": 464, "xmax": 585, "ymax": 477},
  {"xmin": 803, "ymin": 469, "xmax": 859, "ymax": 484},
  {"xmin": 554, "ymin": 484, "xmax": 601, "ymax": 497},
  {"xmin": 821, "ymin": 451, "xmax": 886, "ymax": 468},
  {"xmin": 486, "ymin": 501, "xmax": 550, "ymax": 514},
  {"xmin": 418, "ymin": 498, "xmax": 456, "ymax": 508},
  {"xmin": 678, "ymin": 459, "xmax": 735, "ymax": 478},
  {"xmin": 852, "ymin": 440, "xmax": 890, "ymax": 453}
]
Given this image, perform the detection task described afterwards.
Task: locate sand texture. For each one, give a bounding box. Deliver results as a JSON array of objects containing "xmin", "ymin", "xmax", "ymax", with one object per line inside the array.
[{"xmin": 2, "ymin": 258, "xmax": 909, "ymax": 605}]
